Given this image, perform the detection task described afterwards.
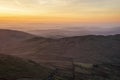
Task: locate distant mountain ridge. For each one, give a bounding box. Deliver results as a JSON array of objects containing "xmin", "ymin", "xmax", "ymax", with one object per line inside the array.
[
  {"xmin": 29, "ymin": 27, "xmax": 120, "ymax": 38},
  {"xmin": 0, "ymin": 29, "xmax": 34, "ymax": 40},
  {"xmin": 0, "ymin": 29, "xmax": 120, "ymax": 65}
]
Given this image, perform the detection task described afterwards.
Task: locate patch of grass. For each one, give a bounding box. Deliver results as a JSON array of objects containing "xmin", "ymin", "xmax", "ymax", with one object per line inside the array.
[{"xmin": 0, "ymin": 54, "xmax": 51, "ymax": 80}]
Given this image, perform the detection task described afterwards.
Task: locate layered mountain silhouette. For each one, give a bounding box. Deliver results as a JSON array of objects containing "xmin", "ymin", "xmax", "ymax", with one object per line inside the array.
[
  {"xmin": 1, "ymin": 29, "xmax": 119, "ymax": 64},
  {"xmin": 0, "ymin": 29, "xmax": 120, "ymax": 80}
]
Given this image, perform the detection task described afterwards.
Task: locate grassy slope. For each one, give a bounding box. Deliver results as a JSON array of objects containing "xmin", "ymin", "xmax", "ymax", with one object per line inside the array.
[
  {"xmin": 0, "ymin": 54, "xmax": 51, "ymax": 80},
  {"xmin": 74, "ymin": 62, "xmax": 120, "ymax": 80},
  {"xmin": 13, "ymin": 35, "xmax": 120, "ymax": 64}
]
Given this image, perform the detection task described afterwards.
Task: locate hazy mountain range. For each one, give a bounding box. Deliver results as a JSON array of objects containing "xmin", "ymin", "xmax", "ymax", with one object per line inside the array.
[
  {"xmin": 0, "ymin": 29, "xmax": 120, "ymax": 80},
  {"xmin": 29, "ymin": 26, "xmax": 120, "ymax": 38}
]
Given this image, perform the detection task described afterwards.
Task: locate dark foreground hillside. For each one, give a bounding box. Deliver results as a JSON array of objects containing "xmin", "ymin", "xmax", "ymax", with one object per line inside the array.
[
  {"xmin": 0, "ymin": 54, "xmax": 120, "ymax": 80},
  {"xmin": 0, "ymin": 54, "xmax": 51, "ymax": 80}
]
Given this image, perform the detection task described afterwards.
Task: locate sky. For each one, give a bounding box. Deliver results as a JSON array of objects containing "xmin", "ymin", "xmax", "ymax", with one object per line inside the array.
[
  {"xmin": 0, "ymin": 0, "xmax": 120, "ymax": 23},
  {"xmin": 0, "ymin": 0, "xmax": 120, "ymax": 34}
]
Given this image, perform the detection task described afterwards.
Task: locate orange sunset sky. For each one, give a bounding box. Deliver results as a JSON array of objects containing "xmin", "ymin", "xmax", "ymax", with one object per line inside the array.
[
  {"xmin": 0, "ymin": 0, "xmax": 120, "ymax": 32},
  {"xmin": 0, "ymin": 0, "xmax": 120, "ymax": 23}
]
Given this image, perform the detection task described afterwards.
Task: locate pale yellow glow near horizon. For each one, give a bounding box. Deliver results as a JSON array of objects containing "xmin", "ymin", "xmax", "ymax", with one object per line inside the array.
[{"xmin": 0, "ymin": 0, "xmax": 120, "ymax": 23}]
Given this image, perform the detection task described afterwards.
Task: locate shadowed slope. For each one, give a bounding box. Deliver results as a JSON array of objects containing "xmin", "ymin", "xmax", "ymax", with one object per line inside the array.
[
  {"xmin": 0, "ymin": 29, "xmax": 34, "ymax": 41},
  {"xmin": 4, "ymin": 34, "xmax": 120, "ymax": 65},
  {"xmin": 0, "ymin": 54, "xmax": 51, "ymax": 80},
  {"xmin": 0, "ymin": 29, "xmax": 34, "ymax": 52},
  {"xmin": 0, "ymin": 29, "xmax": 120, "ymax": 65}
]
